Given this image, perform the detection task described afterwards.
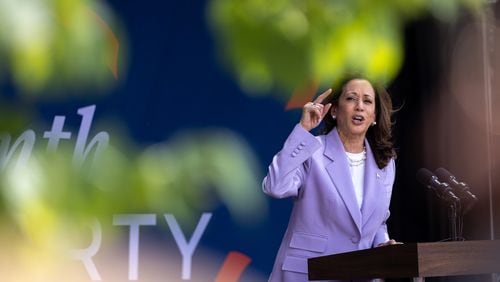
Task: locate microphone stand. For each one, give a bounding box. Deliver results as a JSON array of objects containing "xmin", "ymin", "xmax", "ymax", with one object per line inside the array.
[
  {"xmin": 438, "ymin": 194, "xmax": 461, "ymax": 242},
  {"xmin": 447, "ymin": 201, "xmax": 460, "ymax": 241}
]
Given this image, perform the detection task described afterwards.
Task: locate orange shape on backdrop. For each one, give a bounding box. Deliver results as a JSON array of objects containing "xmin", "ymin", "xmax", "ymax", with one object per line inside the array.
[
  {"xmin": 215, "ymin": 251, "xmax": 252, "ymax": 282},
  {"xmin": 87, "ymin": 8, "xmax": 120, "ymax": 79},
  {"xmin": 285, "ymin": 81, "xmax": 319, "ymax": 111}
]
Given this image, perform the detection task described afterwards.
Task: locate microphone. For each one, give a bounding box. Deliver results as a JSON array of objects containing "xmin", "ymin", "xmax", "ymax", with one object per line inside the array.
[
  {"xmin": 435, "ymin": 168, "xmax": 478, "ymax": 213},
  {"xmin": 416, "ymin": 168, "xmax": 460, "ymax": 202}
]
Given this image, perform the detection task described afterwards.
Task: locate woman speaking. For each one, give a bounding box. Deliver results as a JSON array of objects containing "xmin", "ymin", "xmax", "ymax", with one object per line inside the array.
[{"xmin": 263, "ymin": 77, "xmax": 399, "ymax": 281}]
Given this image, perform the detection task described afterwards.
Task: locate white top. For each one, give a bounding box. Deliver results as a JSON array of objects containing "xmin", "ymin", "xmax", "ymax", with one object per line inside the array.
[{"xmin": 345, "ymin": 151, "xmax": 366, "ymax": 209}]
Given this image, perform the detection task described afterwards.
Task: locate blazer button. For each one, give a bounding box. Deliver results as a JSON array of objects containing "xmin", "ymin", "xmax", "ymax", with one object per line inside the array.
[
  {"xmin": 291, "ymin": 152, "xmax": 297, "ymax": 157},
  {"xmin": 300, "ymin": 141, "xmax": 306, "ymax": 146},
  {"xmin": 293, "ymin": 149, "xmax": 299, "ymax": 154},
  {"xmin": 351, "ymin": 237, "xmax": 360, "ymax": 244}
]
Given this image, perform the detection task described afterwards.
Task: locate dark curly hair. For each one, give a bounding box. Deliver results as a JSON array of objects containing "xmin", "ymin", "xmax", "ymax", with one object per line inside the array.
[{"xmin": 321, "ymin": 77, "xmax": 396, "ymax": 169}]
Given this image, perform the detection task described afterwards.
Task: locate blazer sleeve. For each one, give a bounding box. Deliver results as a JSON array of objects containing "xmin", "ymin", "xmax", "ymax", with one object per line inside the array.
[
  {"xmin": 372, "ymin": 158, "xmax": 396, "ymax": 247},
  {"xmin": 262, "ymin": 124, "xmax": 322, "ymax": 199}
]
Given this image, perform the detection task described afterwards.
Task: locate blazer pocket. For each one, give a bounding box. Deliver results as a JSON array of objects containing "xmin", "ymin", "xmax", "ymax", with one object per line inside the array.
[
  {"xmin": 289, "ymin": 232, "xmax": 328, "ymax": 253},
  {"xmin": 282, "ymin": 255, "xmax": 308, "ymax": 273},
  {"xmin": 282, "ymin": 232, "xmax": 328, "ymax": 273}
]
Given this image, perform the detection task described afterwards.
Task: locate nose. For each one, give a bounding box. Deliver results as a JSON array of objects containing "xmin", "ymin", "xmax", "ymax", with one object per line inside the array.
[{"xmin": 355, "ymin": 99, "xmax": 364, "ymax": 111}]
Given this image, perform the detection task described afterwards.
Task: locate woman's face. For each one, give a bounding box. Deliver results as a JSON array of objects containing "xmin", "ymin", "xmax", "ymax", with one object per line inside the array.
[{"xmin": 332, "ymin": 79, "xmax": 376, "ymax": 138}]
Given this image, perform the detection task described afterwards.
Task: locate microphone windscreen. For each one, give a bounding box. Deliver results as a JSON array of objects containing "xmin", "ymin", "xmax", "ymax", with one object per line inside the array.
[
  {"xmin": 416, "ymin": 168, "xmax": 434, "ymax": 185},
  {"xmin": 435, "ymin": 167, "xmax": 453, "ymax": 181}
]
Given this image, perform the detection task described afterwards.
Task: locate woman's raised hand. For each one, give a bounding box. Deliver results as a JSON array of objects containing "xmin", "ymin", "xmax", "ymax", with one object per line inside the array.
[{"xmin": 299, "ymin": 89, "xmax": 332, "ymax": 131}]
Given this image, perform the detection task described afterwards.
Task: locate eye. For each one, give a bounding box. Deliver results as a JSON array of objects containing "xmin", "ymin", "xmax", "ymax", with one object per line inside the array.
[{"xmin": 364, "ymin": 99, "xmax": 373, "ymax": 104}]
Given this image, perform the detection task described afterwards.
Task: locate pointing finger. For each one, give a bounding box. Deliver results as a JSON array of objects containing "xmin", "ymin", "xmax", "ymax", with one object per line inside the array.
[{"xmin": 313, "ymin": 88, "xmax": 332, "ymax": 104}]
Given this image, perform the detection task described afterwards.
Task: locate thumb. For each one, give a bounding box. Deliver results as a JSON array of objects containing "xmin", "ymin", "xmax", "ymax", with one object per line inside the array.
[{"xmin": 321, "ymin": 103, "xmax": 332, "ymax": 119}]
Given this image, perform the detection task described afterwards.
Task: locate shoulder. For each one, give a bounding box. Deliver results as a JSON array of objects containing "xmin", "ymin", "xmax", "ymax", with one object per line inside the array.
[{"xmin": 383, "ymin": 158, "xmax": 396, "ymax": 179}]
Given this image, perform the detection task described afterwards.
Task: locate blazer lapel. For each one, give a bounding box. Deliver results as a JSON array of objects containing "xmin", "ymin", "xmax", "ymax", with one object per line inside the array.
[
  {"xmin": 324, "ymin": 128, "xmax": 362, "ymax": 234},
  {"xmin": 361, "ymin": 141, "xmax": 383, "ymax": 224}
]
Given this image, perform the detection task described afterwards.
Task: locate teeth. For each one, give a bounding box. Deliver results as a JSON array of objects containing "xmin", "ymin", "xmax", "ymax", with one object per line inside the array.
[{"xmin": 353, "ymin": 116, "xmax": 364, "ymax": 121}]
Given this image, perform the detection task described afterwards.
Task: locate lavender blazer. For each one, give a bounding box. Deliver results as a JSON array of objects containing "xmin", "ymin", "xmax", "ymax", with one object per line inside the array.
[{"xmin": 263, "ymin": 124, "xmax": 395, "ymax": 282}]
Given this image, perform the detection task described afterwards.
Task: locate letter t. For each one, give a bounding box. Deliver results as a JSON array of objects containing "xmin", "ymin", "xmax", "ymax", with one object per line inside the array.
[
  {"xmin": 43, "ymin": 116, "xmax": 72, "ymax": 152},
  {"xmin": 113, "ymin": 214, "xmax": 156, "ymax": 281}
]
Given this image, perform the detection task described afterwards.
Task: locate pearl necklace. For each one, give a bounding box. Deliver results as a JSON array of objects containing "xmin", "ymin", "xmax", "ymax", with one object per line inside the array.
[{"xmin": 346, "ymin": 148, "xmax": 366, "ymax": 167}]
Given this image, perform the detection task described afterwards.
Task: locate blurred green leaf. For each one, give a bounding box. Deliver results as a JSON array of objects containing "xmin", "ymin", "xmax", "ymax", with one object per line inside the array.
[
  {"xmin": 0, "ymin": 127, "xmax": 266, "ymax": 248},
  {"xmin": 208, "ymin": 0, "xmax": 483, "ymax": 96},
  {"xmin": 0, "ymin": 0, "xmax": 122, "ymax": 95}
]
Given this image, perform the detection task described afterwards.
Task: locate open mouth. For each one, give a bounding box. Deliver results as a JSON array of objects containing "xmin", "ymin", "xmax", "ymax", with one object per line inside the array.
[{"xmin": 352, "ymin": 115, "xmax": 365, "ymax": 125}]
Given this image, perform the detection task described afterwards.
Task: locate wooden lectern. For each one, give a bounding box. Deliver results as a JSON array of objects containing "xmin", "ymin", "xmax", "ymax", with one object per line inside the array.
[{"xmin": 308, "ymin": 240, "xmax": 500, "ymax": 281}]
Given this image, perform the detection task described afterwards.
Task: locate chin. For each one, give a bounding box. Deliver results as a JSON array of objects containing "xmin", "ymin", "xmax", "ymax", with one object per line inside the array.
[{"xmin": 348, "ymin": 126, "xmax": 369, "ymax": 136}]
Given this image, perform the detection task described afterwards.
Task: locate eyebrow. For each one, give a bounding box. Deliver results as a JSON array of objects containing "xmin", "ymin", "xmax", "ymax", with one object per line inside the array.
[{"xmin": 345, "ymin": 91, "xmax": 374, "ymax": 98}]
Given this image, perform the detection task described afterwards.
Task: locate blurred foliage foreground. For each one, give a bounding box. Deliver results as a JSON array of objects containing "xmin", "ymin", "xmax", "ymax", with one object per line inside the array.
[
  {"xmin": 0, "ymin": 0, "xmax": 268, "ymax": 279},
  {"xmin": 0, "ymin": 120, "xmax": 266, "ymax": 279},
  {"xmin": 209, "ymin": 0, "xmax": 483, "ymax": 95}
]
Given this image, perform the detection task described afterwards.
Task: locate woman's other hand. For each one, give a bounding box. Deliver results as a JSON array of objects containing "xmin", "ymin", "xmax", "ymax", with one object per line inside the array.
[
  {"xmin": 300, "ymin": 89, "xmax": 332, "ymax": 131},
  {"xmin": 377, "ymin": 239, "xmax": 403, "ymax": 247}
]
